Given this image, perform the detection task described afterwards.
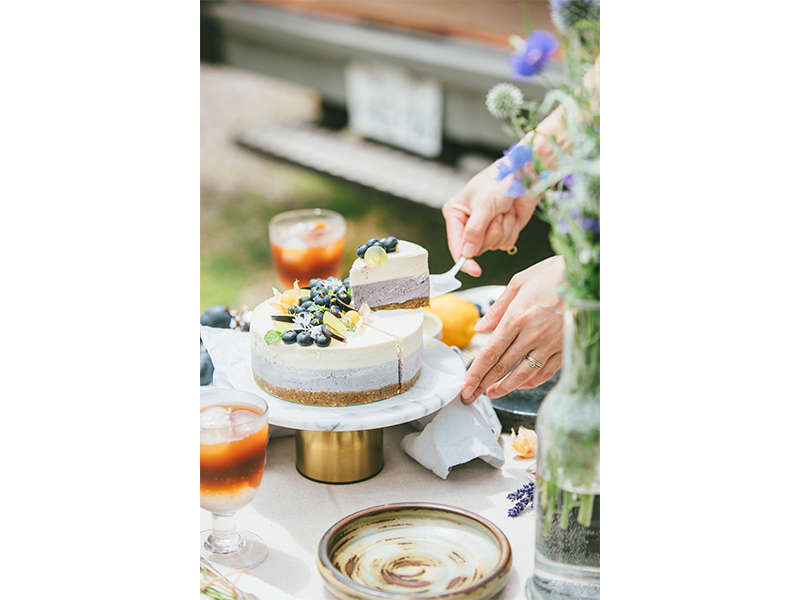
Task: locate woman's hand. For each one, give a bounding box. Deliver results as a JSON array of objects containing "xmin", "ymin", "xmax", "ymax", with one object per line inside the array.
[
  {"xmin": 461, "ymin": 256, "xmax": 566, "ymax": 403},
  {"xmin": 442, "ymin": 163, "xmax": 537, "ymax": 277}
]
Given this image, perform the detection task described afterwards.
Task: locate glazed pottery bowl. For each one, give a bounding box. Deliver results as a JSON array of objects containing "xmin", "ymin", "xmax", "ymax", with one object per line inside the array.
[{"xmin": 318, "ymin": 503, "xmax": 512, "ymax": 600}]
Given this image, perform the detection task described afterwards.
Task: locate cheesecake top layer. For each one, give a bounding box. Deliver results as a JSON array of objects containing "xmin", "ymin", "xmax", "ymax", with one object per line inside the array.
[
  {"xmin": 250, "ymin": 300, "xmax": 423, "ymax": 369},
  {"xmin": 349, "ymin": 240, "xmax": 429, "ymax": 285}
]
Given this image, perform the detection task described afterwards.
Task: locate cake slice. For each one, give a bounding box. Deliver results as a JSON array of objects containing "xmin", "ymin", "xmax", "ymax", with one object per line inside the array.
[{"xmin": 350, "ymin": 240, "xmax": 430, "ymax": 311}]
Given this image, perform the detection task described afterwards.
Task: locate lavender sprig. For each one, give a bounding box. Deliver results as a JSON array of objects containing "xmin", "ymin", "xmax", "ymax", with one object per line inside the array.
[{"xmin": 507, "ymin": 481, "xmax": 536, "ymax": 517}]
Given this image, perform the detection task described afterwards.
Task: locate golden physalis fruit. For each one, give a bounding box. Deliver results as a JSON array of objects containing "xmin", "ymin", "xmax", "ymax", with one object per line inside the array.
[
  {"xmin": 280, "ymin": 291, "xmax": 297, "ymax": 305},
  {"xmin": 364, "ymin": 245, "xmax": 388, "ymax": 268},
  {"xmin": 509, "ymin": 426, "xmax": 537, "ymax": 458},
  {"xmin": 426, "ymin": 294, "xmax": 480, "ymax": 349}
]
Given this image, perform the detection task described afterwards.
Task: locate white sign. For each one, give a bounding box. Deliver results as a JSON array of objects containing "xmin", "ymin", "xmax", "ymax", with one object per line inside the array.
[{"xmin": 345, "ymin": 60, "xmax": 443, "ymax": 158}]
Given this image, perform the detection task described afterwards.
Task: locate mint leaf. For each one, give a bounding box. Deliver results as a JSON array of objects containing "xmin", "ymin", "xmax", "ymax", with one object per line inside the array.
[
  {"xmin": 264, "ymin": 330, "xmax": 282, "ymax": 345},
  {"xmin": 308, "ymin": 303, "xmax": 326, "ymax": 312}
]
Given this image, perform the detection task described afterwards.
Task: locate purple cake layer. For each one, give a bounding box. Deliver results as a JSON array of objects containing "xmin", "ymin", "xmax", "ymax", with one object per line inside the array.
[
  {"xmin": 251, "ymin": 350, "xmax": 398, "ymax": 395},
  {"xmin": 400, "ymin": 344, "xmax": 423, "ymax": 386},
  {"xmin": 352, "ymin": 275, "xmax": 430, "ymax": 311},
  {"xmin": 251, "ymin": 341, "xmax": 423, "ymax": 407}
]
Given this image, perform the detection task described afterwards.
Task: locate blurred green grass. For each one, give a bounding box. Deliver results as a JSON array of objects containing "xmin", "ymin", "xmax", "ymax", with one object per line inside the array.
[{"xmin": 200, "ymin": 161, "xmax": 555, "ymax": 314}]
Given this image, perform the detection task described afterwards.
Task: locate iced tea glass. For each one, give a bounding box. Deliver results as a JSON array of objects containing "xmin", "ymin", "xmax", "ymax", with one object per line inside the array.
[
  {"xmin": 200, "ymin": 389, "xmax": 269, "ymax": 570},
  {"xmin": 269, "ymin": 208, "xmax": 346, "ymax": 289}
]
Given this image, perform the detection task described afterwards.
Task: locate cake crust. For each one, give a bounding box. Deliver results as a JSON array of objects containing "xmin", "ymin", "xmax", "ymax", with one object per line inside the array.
[
  {"xmin": 253, "ymin": 373, "xmax": 399, "ymax": 407},
  {"xmin": 367, "ymin": 297, "xmax": 430, "ymax": 311}
]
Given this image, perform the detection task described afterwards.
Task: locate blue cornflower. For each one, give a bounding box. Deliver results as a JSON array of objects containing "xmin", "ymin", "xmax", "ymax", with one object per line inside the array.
[
  {"xmin": 494, "ymin": 141, "xmax": 533, "ymax": 198},
  {"xmin": 561, "ymin": 174, "xmax": 573, "ymax": 190},
  {"xmin": 510, "ymin": 31, "xmax": 559, "ymax": 79},
  {"xmin": 495, "ymin": 142, "xmax": 531, "ymax": 179}
]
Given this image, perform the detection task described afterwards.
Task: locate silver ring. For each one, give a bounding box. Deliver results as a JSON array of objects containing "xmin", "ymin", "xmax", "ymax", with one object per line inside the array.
[{"xmin": 526, "ymin": 354, "xmax": 542, "ymax": 369}]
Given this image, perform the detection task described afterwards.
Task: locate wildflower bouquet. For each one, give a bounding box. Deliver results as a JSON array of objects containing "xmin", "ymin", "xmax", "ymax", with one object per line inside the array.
[
  {"xmin": 486, "ymin": 0, "xmax": 600, "ymax": 308},
  {"xmin": 498, "ymin": 3, "xmax": 601, "ymax": 538}
]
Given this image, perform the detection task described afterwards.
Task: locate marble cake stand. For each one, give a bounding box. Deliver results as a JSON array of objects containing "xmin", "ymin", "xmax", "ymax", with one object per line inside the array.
[{"xmin": 201, "ymin": 330, "xmax": 466, "ymax": 483}]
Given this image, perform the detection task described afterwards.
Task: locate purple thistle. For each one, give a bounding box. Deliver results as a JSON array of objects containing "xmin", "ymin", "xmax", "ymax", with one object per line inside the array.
[{"xmin": 510, "ymin": 31, "xmax": 559, "ymax": 79}]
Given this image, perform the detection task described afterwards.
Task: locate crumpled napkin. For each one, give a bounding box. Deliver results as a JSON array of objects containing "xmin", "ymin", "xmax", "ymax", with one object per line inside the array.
[
  {"xmin": 401, "ymin": 394, "xmax": 504, "ymax": 479},
  {"xmin": 200, "ymin": 326, "xmax": 504, "ymax": 476}
]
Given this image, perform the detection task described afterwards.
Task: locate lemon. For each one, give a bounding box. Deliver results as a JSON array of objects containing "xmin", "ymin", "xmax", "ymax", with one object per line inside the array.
[{"xmin": 426, "ymin": 294, "xmax": 480, "ymax": 349}]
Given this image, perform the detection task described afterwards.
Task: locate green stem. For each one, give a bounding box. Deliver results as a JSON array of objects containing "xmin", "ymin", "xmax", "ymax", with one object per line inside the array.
[{"xmin": 577, "ymin": 493, "xmax": 594, "ymax": 527}]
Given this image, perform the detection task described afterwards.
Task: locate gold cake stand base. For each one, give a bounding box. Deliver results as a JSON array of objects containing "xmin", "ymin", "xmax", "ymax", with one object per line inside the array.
[{"xmin": 295, "ymin": 428, "xmax": 384, "ymax": 484}]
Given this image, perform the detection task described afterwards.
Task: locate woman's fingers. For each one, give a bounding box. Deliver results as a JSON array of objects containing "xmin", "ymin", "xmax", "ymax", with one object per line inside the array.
[
  {"xmin": 463, "ymin": 333, "xmax": 534, "ymax": 403},
  {"xmin": 486, "ymin": 350, "xmax": 562, "ymax": 398},
  {"xmin": 461, "ymin": 256, "xmax": 567, "ymax": 404}
]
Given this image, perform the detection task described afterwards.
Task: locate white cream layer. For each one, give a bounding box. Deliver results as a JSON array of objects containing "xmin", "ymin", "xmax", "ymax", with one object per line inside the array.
[
  {"xmin": 349, "ymin": 240, "xmax": 429, "ymax": 285},
  {"xmin": 364, "ymin": 309, "xmax": 423, "ymax": 358},
  {"xmin": 251, "ymin": 301, "xmax": 398, "ymax": 370}
]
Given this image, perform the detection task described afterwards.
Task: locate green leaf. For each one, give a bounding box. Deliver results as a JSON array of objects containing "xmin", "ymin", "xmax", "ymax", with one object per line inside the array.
[{"xmin": 263, "ymin": 330, "xmax": 282, "ymax": 345}]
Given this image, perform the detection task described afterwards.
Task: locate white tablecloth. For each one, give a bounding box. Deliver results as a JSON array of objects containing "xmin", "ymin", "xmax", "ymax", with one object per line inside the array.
[{"xmin": 200, "ymin": 423, "xmax": 537, "ymax": 599}]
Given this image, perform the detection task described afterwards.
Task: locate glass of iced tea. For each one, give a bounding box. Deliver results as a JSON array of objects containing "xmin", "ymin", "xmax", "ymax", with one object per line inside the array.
[
  {"xmin": 200, "ymin": 389, "xmax": 269, "ymax": 570},
  {"xmin": 269, "ymin": 208, "xmax": 346, "ymax": 289}
]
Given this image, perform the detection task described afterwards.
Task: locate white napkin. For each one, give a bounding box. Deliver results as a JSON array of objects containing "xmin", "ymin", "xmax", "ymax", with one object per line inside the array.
[
  {"xmin": 200, "ymin": 326, "xmax": 504, "ymax": 475},
  {"xmin": 401, "ymin": 394, "xmax": 504, "ymax": 479}
]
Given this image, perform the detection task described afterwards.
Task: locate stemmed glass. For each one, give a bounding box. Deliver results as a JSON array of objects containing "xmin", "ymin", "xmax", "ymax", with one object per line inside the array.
[{"xmin": 200, "ymin": 389, "xmax": 270, "ymax": 570}]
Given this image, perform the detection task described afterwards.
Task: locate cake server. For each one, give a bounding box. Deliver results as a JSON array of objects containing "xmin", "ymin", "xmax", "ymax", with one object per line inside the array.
[{"xmin": 429, "ymin": 256, "xmax": 467, "ymax": 299}]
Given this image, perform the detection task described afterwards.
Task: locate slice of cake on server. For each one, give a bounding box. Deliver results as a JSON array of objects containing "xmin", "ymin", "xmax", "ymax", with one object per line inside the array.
[{"xmin": 349, "ymin": 237, "xmax": 430, "ymax": 311}]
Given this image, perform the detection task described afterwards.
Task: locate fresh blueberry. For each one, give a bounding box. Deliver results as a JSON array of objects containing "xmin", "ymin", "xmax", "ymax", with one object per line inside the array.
[
  {"xmin": 298, "ymin": 296, "xmax": 312, "ymax": 305},
  {"xmin": 337, "ymin": 291, "xmax": 351, "ymax": 304},
  {"xmin": 310, "ymin": 317, "xmax": 322, "ymax": 327},
  {"xmin": 281, "ymin": 330, "xmax": 298, "ymax": 344},
  {"xmin": 309, "ymin": 278, "xmax": 322, "ymax": 289},
  {"xmin": 314, "ymin": 333, "xmax": 331, "ymax": 347},
  {"xmin": 296, "ymin": 331, "xmax": 313, "ymax": 346},
  {"xmin": 382, "ymin": 236, "xmax": 398, "ymax": 250},
  {"xmin": 314, "ymin": 310, "xmax": 325, "ymax": 320},
  {"xmin": 200, "ymin": 305, "xmax": 231, "ymax": 328},
  {"xmin": 342, "ymin": 277, "xmax": 350, "ymax": 288},
  {"xmin": 300, "ymin": 300, "xmax": 314, "ymax": 311},
  {"xmin": 200, "ymin": 349, "xmax": 214, "ymax": 385},
  {"xmin": 367, "ymin": 238, "xmax": 381, "ymax": 247},
  {"xmin": 330, "ymin": 305, "xmax": 343, "ymax": 318},
  {"xmin": 356, "ymin": 244, "xmax": 369, "ymax": 259},
  {"xmin": 315, "ymin": 294, "xmax": 331, "ymax": 307}
]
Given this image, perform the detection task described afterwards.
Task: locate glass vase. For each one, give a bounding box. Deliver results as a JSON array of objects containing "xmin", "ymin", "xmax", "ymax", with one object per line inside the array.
[{"xmin": 527, "ymin": 299, "xmax": 600, "ymax": 600}]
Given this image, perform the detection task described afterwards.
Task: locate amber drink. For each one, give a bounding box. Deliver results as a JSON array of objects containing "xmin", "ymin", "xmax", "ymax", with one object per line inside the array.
[
  {"xmin": 200, "ymin": 404, "xmax": 269, "ymax": 515},
  {"xmin": 200, "ymin": 389, "xmax": 269, "ymax": 569},
  {"xmin": 269, "ymin": 208, "xmax": 346, "ymax": 289}
]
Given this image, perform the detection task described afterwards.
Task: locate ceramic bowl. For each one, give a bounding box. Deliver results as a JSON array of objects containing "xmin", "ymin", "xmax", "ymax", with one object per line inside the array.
[
  {"xmin": 422, "ymin": 311, "xmax": 443, "ymax": 341},
  {"xmin": 317, "ymin": 503, "xmax": 512, "ymax": 600}
]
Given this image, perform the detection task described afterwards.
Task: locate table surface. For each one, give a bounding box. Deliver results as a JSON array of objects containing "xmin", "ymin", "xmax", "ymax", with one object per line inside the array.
[{"xmin": 200, "ymin": 423, "xmax": 537, "ymax": 600}]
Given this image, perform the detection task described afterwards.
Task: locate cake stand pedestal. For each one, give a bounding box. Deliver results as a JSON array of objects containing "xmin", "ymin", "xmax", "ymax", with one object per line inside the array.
[{"xmin": 258, "ymin": 337, "xmax": 465, "ymax": 483}]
